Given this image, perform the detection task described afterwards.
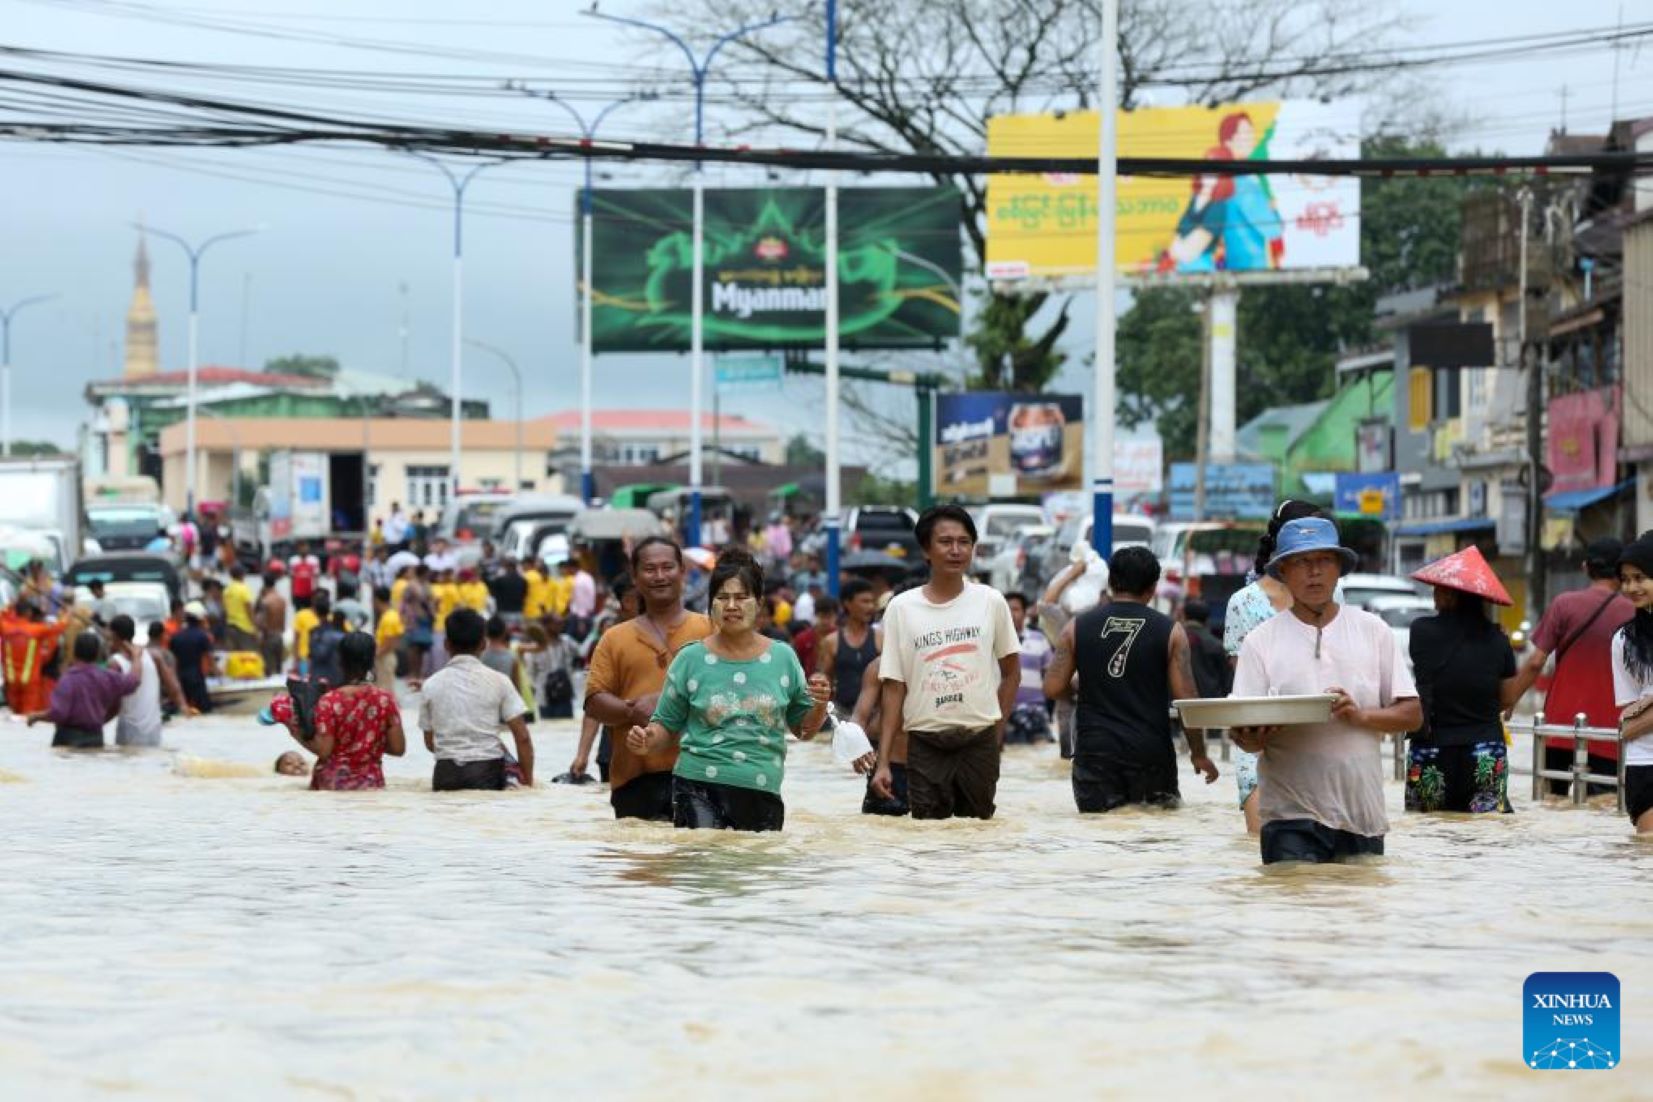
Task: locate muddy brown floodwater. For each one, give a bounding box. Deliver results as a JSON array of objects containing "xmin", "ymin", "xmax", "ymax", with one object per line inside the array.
[{"xmin": 0, "ymin": 710, "xmax": 1647, "ymax": 1098}]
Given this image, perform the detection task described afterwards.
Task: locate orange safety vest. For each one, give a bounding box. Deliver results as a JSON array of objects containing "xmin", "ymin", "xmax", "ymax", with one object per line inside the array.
[{"xmin": 2, "ymin": 616, "xmax": 65, "ymax": 715}]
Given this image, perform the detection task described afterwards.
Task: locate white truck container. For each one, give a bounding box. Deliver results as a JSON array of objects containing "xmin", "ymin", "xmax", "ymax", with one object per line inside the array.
[
  {"xmin": 0, "ymin": 456, "xmax": 84, "ymax": 573},
  {"xmin": 237, "ymin": 449, "xmax": 364, "ymax": 564}
]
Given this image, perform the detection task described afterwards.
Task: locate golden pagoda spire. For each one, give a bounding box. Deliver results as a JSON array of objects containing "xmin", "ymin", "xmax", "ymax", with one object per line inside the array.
[{"xmin": 123, "ymin": 220, "xmax": 159, "ymax": 379}]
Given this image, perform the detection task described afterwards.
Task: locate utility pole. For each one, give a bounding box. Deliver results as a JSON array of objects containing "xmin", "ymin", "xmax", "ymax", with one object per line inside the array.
[
  {"xmin": 1090, "ymin": 0, "xmax": 1120, "ymax": 557},
  {"xmin": 1192, "ymin": 295, "xmax": 1212, "ymax": 524},
  {"xmin": 583, "ymin": 8, "xmax": 794, "ymax": 546},
  {"xmin": 1520, "ymin": 189, "xmax": 1547, "ymax": 619},
  {"xmin": 0, "ymin": 293, "xmax": 58, "ymax": 457}
]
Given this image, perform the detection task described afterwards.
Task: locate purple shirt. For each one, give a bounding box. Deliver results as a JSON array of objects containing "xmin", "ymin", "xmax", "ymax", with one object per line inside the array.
[{"xmin": 47, "ymin": 663, "xmax": 140, "ymax": 730}]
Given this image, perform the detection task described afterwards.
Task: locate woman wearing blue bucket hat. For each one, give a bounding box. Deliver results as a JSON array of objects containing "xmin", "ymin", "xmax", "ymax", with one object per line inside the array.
[{"xmin": 1229, "ymin": 517, "xmax": 1422, "ymax": 865}]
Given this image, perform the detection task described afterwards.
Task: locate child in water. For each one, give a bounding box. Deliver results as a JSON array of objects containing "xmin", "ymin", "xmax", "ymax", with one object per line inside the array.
[{"xmin": 274, "ymin": 751, "xmax": 308, "ymax": 776}]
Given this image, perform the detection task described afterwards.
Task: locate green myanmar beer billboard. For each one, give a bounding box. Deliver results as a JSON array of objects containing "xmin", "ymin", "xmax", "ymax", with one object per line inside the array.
[{"xmin": 583, "ymin": 187, "xmax": 962, "ymax": 352}]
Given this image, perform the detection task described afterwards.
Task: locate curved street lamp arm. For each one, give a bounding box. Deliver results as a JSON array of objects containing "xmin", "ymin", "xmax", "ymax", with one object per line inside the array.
[
  {"xmin": 705, "ymin": 13, "xmax": 795, "ymax": 74},
  {"xmin": 582, "ymin": 9, "xmax": 701, "ymax": 78},
  {"xmin": 0, "ymin": 292, "xmax": 58, "ymax": 323}
]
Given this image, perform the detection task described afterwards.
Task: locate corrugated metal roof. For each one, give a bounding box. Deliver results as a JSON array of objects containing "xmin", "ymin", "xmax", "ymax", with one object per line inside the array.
[{"xmin": 1236, "ymin": 399, "xmax": 1332, "ymax": 458}]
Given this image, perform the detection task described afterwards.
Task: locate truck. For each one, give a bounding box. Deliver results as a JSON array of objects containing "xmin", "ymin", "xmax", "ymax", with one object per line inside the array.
[
  {"xmin": 233, "ymin": 449, "xmax": 366, "ymax": 564},
  {"xmin": 0, "ymin": 456, "xmax": 85, "ymax": 574}
]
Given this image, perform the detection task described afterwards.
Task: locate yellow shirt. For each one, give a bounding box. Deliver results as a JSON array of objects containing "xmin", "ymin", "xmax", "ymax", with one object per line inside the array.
[
  {"xmin": 223, "ymin": 580, "xmax": 256, "ymax": 634},
  {"xmin": 773, "ymin": 599, "xmax": 793, "ymax": 627},
  {"xmin": 375, "ymin": 607, "xmax": 405, "ymax": 650},
  {"xmin": 390, "ymin": 577, "xmax": 409, "ymax": 612},
  {"xmin": 523, "ymin": 569, "xmax": 550, "ymax": 619},
  {"xmin": 432, "ymin": 583, "xmax": 460, "ymax": 632},
  {"xmin": 459, "ymin": 581, "xmax": 490, "ymax": 613},
  {"xmin": 549, "ymin": 576, "xmax": 574, "ymax": 616},
  {"xmin": 292, "ymin": 607, "xmax": 320, "ymax": 660}
]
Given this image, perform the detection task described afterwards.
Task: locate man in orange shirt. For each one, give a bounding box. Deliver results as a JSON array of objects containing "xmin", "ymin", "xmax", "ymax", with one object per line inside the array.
[
  {"xmin": 580, "ymin": 537, "xmax": 712, "ymax": 820},
  {"xmin": 2, "ymin": 601, "xmax": 67, "ymax": 716}
]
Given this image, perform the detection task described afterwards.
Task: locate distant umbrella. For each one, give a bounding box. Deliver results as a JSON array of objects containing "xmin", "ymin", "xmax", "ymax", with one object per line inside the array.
[{"xmin": 386, "ymin": 550, "xmax": 421, "ymax": 574}]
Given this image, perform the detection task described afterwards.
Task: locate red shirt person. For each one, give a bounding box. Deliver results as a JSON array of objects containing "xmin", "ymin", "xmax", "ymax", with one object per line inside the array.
[
  {"xmin": 1510, "ymin": 538, "xmax": 1634, "ymax": 793},
  {"xmin": 289, "ymin": 543, "xmax": 322, "ymax": 610}
]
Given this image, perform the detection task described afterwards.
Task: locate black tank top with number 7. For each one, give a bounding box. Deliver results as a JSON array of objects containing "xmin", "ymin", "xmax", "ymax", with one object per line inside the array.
[{"xmin": 1073, "ymin": 599, "xmax": 1174, "ymax": 755}]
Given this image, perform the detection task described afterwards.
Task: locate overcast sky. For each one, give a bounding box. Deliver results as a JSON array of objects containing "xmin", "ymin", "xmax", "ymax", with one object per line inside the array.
[{"xmin": 2, "ymin": 0, "xmax": 1648, "ymax": 464}]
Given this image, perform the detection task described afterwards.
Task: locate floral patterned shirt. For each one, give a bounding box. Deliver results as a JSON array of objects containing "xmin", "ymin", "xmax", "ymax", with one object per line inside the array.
[{"xmin": 272, "ymin": 684, "xmax": 401, "ymax": 790}]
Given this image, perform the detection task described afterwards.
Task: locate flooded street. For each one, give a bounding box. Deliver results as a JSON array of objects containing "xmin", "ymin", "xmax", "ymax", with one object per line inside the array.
[{"xmin": 1, "ymin": 710, "xmax": 1648, "ymax": 1099}]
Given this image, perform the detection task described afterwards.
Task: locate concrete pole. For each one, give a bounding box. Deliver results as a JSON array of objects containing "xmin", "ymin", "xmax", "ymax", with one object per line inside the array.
[
  {"xmin": 450, "ymin": 247, "xmax": 463, "ymax": 504},
  {"xmin": 689, "ymin": 179, "xmax": 706, "ymax": 547},
  {"xmin": 1090, "ymin": 0, "xmax": 1120, "ymax": 557},
  {"xmin": 1208, "ymin": 286, "xmax": 1239, "ymax": 463},
  {"xmin": 580, "ymin": 204, "xmax": 596, "ymax": 503},
  {"xmin": 1193, "ymin": 296, "xmax": 1212, "ymax": 523},
  {"xmin": 824, "ymin": 1, "xmax": 843, "ymax": 596},
  {"xmin": 186, "ymin": 294, "xmax": 199, "ymax": 515}
]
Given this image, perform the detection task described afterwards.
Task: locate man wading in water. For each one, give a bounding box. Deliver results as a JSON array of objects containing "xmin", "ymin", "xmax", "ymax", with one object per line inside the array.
[
  {"xmin": 872, "ymin": 505, "xmax": 1020, "ymax": 820},
  {"xmin": 1231, "ymin": 518, "xmax": 1420, "ymax": 864},
  {"xmin": 581, "ymin": 537, "xmax": 713, "ymax": 820},
  {"xmin": 1043, "ymin": 545, "xmax": 1218, "ymax": 812}
]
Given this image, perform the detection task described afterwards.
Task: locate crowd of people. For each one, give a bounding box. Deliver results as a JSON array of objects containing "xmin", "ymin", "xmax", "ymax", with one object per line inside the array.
[{"xmin": 7, "ymin": 492, "xmax": 1651, "ymax": 861}]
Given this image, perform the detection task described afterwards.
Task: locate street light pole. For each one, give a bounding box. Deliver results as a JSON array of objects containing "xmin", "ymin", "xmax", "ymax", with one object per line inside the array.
[
  {"xmin": 140, "ymin": 223, "xmax": 260, "ymax": 516},
  {"xmin": 465, "ymin": 338, "xmax": 524, "ymax": 493},
  {"xmin": 510, "ymin": 87, "xmax": 653, "ymax": 506},
  {"xmin": 1091, "ymin": 0, "xmax": 1119, "ymax": 558},
  {"xmin": 824, "ymin": 0, "xmax": 842, "ymax": 597},
  {"xmin": 0, "ymin": 293, "xmax": 58, "ymax": 458},
  {"xmin": 585, "ymin": 8, "xmax": 794, "ymax": 547},
  {"xmin": 407, "ymin": 153, "xmax": 511, "ymax": 505}
]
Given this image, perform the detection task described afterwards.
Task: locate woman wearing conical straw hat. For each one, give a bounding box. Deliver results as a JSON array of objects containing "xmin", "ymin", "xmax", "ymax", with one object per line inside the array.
[{"xmin": 1405, "ymin": 546, "xmax": 1520, "ymax": 815}]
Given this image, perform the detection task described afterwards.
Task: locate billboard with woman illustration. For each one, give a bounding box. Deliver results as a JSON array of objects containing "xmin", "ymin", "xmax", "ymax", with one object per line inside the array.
[{"xmin": 985, "ymin": 100, "xmax": 1359, "ymax": 281}]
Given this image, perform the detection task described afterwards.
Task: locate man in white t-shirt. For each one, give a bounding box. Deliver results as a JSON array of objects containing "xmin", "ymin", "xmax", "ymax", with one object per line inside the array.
[
  {"xmin": 424, "ymin": 538, "xmax": 460, "ymax": 575},
  {"xmin": 384, "ymin": 503, "xmax": 410, "ymax": 549},
  {"xmin": 106, "ymin": 614, "xmax": 190, "ymax": 746},
  {"xmin": 1232, "ymin": 517, "xmax": 1420, "ymax": 864},
  {"xmin": 873, "ymin": 504, "xmax": 1020, "ymax": 820}
]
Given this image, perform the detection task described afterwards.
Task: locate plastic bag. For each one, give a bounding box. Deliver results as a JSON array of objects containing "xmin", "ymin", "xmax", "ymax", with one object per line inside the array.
[
  {"xmin": 832, "ymin": 720, "xmax": 874, "ymax": 765},
  {"xmin": 1060, "ymin": 541, "xmax": 1111, "ymax": 615}
]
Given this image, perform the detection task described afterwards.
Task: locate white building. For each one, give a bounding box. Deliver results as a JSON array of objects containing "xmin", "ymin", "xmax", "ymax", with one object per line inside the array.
[{"xmin": 538, "ymin": 409, "xmax": 784, "ymax": 467}]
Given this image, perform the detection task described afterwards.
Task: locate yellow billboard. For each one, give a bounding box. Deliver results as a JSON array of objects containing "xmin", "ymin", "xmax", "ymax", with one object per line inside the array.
[{"xmin": 985, "ymin": 101, "xmax": 1359, "ymax": 281}]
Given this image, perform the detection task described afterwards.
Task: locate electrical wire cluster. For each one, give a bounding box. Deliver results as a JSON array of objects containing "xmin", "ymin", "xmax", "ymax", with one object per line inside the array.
[{"xmin": 1, "ymin": 11, "xmax": 1651, "ymax": 180}]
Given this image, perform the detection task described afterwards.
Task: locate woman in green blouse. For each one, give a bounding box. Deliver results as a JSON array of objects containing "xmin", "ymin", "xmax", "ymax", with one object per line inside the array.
[{"xmin": 629, "ymin": 548, "xmax": 830, "ymax": 830}]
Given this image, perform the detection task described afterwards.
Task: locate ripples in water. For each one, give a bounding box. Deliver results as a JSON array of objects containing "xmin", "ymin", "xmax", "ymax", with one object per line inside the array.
[{"xmin": 1, "ymin": 712, "xmax": 1649, "ymax": 1098}]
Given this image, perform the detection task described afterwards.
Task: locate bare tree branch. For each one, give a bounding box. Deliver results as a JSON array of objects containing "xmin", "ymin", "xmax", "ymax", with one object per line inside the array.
[{"xmin": 638, "ymin": 0, "xmax": 1403, "ymax": 389}]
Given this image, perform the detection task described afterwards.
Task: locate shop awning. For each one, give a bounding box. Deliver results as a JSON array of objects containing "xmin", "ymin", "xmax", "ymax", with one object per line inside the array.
[
  {"xmin": 1391, "ymin": 517, "xmax": 1497, "ymax": 538},
  {"xmin": 1544, "ymin": 478, "xmax": 1633, "ymax": 514}
]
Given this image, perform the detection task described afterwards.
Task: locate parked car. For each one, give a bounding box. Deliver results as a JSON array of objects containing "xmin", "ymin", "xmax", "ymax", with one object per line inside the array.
[
  {"xmin": 435, "ymin": 492, "xmax": 517, "ymax": 545},
  {"xmin": 1150, "ymin": 522, "xmax": 1261, "ymax": 576},
  {"xmin": 971, "ymin": 504, "xmax": 1047, "ymax": 575},
  {"xmin": 74, "ymin": 581, "xmax": 170, "ymax": 640},
  {"xmin": 535, "ymin": 532, "xmax": 572, "ymax": 570},
  {"xmin": 1341, "ymin": 573, "xmax": 1425, "ymax": 610},
  {"xmin": 844, "ymin": 506, "xmax": 921, "ymax": 560},
  {"xmin": 1038, "ymin": 512, "xmax": 1156, "ymax": 585},
  {"xmin": 63, "ymin": 553, "xmax": 183, "ymax": 604},
  {"xmin": 86, "ymin": 504, "xmax": 172, "ymax": 553},
  {"xmin": 1367, "ymin": 593, "xmax": 1437, "ymax": 672},
  {"xmin": 985, "ymin": 523, "xmax": 1054, "ymax": 593},
  {"xmin": 500, "ymin": 517, "xmax": 551, "ymax": 563}
]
